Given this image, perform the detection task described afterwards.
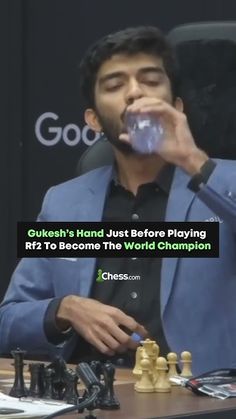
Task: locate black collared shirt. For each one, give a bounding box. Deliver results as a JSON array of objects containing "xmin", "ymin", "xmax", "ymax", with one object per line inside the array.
[
  {"xmin": 44, "ymin": 164, "xmax": 175, "ymax": 364},
  {"xmin": 91, "ymin": 165, "xmax": 175, "ymax": 337}
]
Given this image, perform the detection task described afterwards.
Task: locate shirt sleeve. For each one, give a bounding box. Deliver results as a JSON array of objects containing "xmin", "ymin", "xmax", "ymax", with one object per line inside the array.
[{"xmin": 44, "ymin": 297, "xmax": 73, "ymax": 345}]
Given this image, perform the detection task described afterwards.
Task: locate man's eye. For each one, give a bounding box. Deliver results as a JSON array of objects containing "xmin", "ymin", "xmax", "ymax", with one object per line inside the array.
[
  {"xmin": 105, "ymin": 83, "xmax": 123, "ymax": 91},
  {"xmin": 143, "ymin": 79, "xmax": 161, "ymax": 86}
]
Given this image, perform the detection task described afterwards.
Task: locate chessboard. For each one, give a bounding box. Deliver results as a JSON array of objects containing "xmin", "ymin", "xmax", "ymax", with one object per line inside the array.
[
  {"xmin": 0, "ymin": 340, "xmax": 192, "ymax": 403},
  {"xmin": 2, "ymin": 347, "xmax": 236, "ymax": 419}
]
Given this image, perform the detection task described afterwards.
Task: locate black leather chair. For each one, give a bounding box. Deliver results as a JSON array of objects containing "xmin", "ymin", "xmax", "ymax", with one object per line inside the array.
[
  {"xmin": 76, "ymin": 21, "xmax": 236, "ymax": 176},
  {"xmin": 168, "ymin": 21, "xmax": 236, "ymax": 160},
  {"xmin": 76, "ymin": 135, "xmax": 113, "ymax": 175},
  {"xmin": 167, "ymin": 21, "xmax": 236, "ymax": 44}
]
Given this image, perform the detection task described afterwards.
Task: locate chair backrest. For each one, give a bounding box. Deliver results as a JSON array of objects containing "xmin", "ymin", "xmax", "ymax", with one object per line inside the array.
[
  {"xmin": 75, "ymin": 135, "xmax": 114, "ymax": 175},
  {"xmin": 76, "ymin": 21, "xmax": 236, "ymax": 176},
  {"xmin": 167, "ymin": 21, "xmax": 236, "ymax": 159},
  {"xmin": 167, "ymin": 21, "xmax": 236, "ymax": 44}
]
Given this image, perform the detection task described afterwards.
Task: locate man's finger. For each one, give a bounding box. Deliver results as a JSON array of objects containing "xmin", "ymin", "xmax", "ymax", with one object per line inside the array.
[{"xmin": 91, "ymin": 334, "xmax": 115, "ymax": 356}]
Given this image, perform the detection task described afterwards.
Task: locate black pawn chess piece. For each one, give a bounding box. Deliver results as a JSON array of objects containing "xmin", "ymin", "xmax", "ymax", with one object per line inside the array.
[
  {"xmin": 9, "ymin": 348, "xmax": 28, "ymax": 398},
  {"xmin": 28, "ymin": 363, "xmax": 45, "ymax": 398},
  {"xmin": 62, "ymin": 369, "xmax": 79, "ymax": 405},
  {"xmin": 99, "ymin": 361, "xmax": 120, "ymax": 410}
]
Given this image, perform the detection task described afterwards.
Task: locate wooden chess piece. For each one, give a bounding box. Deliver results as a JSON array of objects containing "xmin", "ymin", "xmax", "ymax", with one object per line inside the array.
[
  {"xmin": 141, "ymin": 339, "xmax": 156, "ymax": 359},
  {"xmin": 99, "ymin": 361, "xmax": 120, "ymax": 409},
  {"xmin": 180, "ymin": 351, "xmax": 193, "ymax": 377},
  {"xmin": 154, "ymin": 357, "xmax": 171, "ymax": 393},
  {"xmin": 151, "ymin": 342, "xmax": 160, "ymax": 384},
  {"xmin": 90, "ymin": 361, "xmax": 102, "ymax": 381},
  {"xmin": 9, "ymin": 348, "xmax": 28, "ymax": 398},
  {"xmin": 141, "ymin": 339, "xmax": 156, "ymax": 381},
  {"xmin": 48, "ymin": 356, "xmax": 67, "ymax": 400},
  {"xmin": 63, "ymin": 369, "xmax": 79, "ymax": 405},
  {"xmin": 28, "ymin": 363, "xmax": 45, "ymax": 398},
  {"xmin": 134, "ymin": 353, "xmax": 154, "ymax": 393},
  {"xmin": 132, "ymin": 346, "xmax": 143, "ymax": 378},
  {"xmin": 43, "ymin": 368, "xmax": 57, "ymax": 399},
  {"xmin": 167, "ymin": 352, "xmax": 179, "ymax": 386}
]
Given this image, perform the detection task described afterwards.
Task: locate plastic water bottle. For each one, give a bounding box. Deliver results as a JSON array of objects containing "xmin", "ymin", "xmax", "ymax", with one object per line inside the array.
[{"xmin": 125, "ymin": 112, "xmax": 164, "ymax": 154}]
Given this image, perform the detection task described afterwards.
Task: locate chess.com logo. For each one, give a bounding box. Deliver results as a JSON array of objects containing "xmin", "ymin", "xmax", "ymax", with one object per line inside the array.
[
  {"xmin": 35, "ymin": 112, "xmax": 100, "ymax": 147},
  {"xmin": 96, "ymin": 269, "xmax": 141, "ymax": 282}
]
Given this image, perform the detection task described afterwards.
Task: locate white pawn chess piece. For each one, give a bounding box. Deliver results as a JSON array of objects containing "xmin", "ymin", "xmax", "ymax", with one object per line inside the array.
[
  {"xmin": 154, "ymin": 357, "xmax": 171, "ymax": 393},
  {"xmin": 167, "ymin": 352, "xmax": 179, "ymax": 386},
  {"xmin": 180, "ymin": 351, "xmax": 193, "ymax": 377},
  {"xmin": 134, "ymin": 353, "xmax": 154, "ymax": 393}
]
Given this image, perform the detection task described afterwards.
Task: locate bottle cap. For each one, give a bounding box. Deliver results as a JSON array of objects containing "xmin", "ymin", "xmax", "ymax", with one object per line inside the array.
[{"xmin": 131, "ymin": 332, "xmax": 142, "ymax": 342}]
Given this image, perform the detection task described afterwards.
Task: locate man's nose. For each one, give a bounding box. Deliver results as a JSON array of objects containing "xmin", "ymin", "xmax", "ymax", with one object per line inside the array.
[{"xmin": 125, "ymin": 79, "xmax": 144, "ymax": 105}]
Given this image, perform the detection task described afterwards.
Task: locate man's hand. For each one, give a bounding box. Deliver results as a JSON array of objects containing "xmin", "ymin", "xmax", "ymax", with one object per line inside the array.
[
  {"xmin": 120, "ymin": 98, "xmax": 209, "ymax": 175},
  {"xmin": 56, "ymin": 295, "xmax": 147, "ymax": 356}
]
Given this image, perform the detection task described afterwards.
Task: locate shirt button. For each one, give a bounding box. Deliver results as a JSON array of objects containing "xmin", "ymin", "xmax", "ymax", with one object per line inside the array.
[
  {"xmin": 131, "ymin": 213, "xmax": 139, "ymax": 221},
  {"xmin": 130, "ymin": 291, "xmax": 138, "ymax": 299},
  {"xmin": 116, "ymin": 358, "xmax": 125, "ymax": 366},
  {"xmin": 226, "ymin": 191, "xmax": 236, "ymax": 202}
]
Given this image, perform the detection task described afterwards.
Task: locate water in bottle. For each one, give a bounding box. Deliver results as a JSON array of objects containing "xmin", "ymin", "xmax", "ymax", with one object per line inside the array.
[{"xmin": 125, "ymin": 112, "xmax": 164, "ymax": 154}]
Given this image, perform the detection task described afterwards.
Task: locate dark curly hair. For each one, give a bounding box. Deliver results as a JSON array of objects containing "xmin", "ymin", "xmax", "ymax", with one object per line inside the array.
[{"xmin": 79, "ymin": 26, "xmax": 179, "ymax": 108}]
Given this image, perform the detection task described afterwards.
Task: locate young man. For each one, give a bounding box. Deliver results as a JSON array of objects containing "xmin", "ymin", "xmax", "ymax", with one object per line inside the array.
[{"xmin": 0, "ymin": 27, "xmax": 236, "ymax": 375}]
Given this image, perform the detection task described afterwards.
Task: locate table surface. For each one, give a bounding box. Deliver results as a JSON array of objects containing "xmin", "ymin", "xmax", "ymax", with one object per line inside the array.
[{"xmin": 1, "ymin": 358, "xmax": 236, "ymax": 419}]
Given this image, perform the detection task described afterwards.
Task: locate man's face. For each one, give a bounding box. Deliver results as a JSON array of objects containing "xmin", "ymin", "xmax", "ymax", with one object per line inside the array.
[{"xmin": 88, "ymin": 53, "xmax": 175, "ymax": 154}]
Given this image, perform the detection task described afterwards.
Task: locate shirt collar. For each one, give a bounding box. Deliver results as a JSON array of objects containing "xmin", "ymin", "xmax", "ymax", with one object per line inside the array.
[{"xmin": 111, "ymin": 162, "xmax": 175, "ymax": 195}]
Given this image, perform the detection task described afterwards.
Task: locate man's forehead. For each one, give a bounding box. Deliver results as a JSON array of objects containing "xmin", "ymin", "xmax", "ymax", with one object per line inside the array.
[{"xmin": 96, "ymin": 52, "xmax": 165, "ymax": 80}]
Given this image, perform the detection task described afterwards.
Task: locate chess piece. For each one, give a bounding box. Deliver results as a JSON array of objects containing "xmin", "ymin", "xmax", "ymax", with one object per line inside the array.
[
  {"xmin": 141, "ymin": 339, "xmax": 156, "ymax": 359},
  {"xmin": 154, "ymin": 357, "xmax": 171, "ymax": 393},
  {"xmin": 28, "ymin": 363, "xmax": 45, "ymax": 398},
  {"xmin": 150, "ymin": 342, "xmax": 160, "ymax": 384},
  {"xmin": 167, "ymin": 352, "xmax": 179, "ymax": 386},
  {"xmin": 9, "ymin": 348, "xmax": 28, "ymax": 398},
  {"xmin": 132, "ymin": 346, "xmax": 143, "ymax": 378},
  {"xmin": 63, "ymin": 369, "xmax": 79, "ymax": 405},
  {"xmin": 180, "ymin": 351, "xmax": 193, "ymax": 377},
  {"xmin": 90, "ymin": 361, "xmax": 102, "ymax": 381},
  {"xmin": 134, "ymin": 352, "xmax": 154, "ymax": 393},
  {"xmin": 141, "ymin": 339, "xmax": 156, "ymax": 382},
  {"xmin": 47, "ymin": 356, "xmax": 67, "ymax": 400},
  {"xmin": 43, "ymin": 368, "xmax": 57, "ymax": 400},
  {"xmin": 152, "ymin": 342, "xmax": 160, "ymax": 359},
  {"xmin": 99, "ymin": 361, "xmax": 120, "ymax": 409}
]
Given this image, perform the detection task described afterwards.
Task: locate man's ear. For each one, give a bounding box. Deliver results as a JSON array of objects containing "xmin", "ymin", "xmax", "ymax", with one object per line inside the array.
[
  {"xmin": 174, "ymin": 97, "xmax": 184, "ymax": 112},
  {"xmin": 84, "ymin": 108, "xmax": 102, "ymax": 132}
]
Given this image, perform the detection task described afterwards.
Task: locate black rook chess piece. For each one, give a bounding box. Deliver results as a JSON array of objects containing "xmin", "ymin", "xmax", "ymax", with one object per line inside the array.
[
  {"xmin": 28, "ymin": 363, "xmax": 45, "ymax": 398},
  {"xmin": 9, "ymin": 348, "xmax": 28, "ymax": 398}
]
